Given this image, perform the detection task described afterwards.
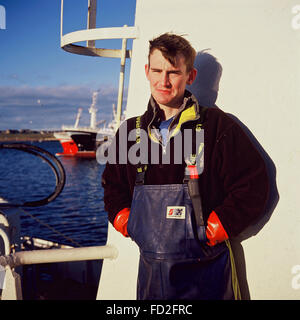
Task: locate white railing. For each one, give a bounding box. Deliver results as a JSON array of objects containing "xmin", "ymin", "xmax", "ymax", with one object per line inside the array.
[
  {"xmin": 0, "ymin": 229, "xmax": 10, "ymax": 256},
  {"xmin": 60, "ymin": 0, "xmax": 139, "ymax": 58},
  {"xmin": 0, "ymin": 245, "xmax": 118, "ymax": 268},
  {"xmin": 0, "ymin": 239, "xmax": 118, "ymax": 300}
]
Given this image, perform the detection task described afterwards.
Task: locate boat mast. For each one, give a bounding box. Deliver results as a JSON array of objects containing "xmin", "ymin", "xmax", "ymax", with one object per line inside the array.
[
  {"xmin": 89, "ymin": 91, "xmax": 99, "ymax": 129},
  {"xmin": 74, "ymin": 108, "xmax": 82, "ymax": 129}
]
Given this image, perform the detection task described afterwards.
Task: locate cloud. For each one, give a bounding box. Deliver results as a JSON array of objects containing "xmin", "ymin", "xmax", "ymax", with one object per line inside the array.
[
  {"xmin": 4, "ymin": 74, "xmax": 27, "ymax": 84},
  {"xmin": 0, "ymin": 85, "xmax": 118, "ymax": 107},
  {"xmin": 0, "ymin": 85, "xmax": 128, "ymax": 130}
]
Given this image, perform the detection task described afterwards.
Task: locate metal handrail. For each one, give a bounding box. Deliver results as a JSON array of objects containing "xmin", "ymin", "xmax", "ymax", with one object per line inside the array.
[
  {"xmin": 0, "ymin": 228, "xmax": 10, "ymax": 256},
  {"xmin": 0, "ymin": 244, "xmax": 118, "ymax": 269},
  {"xmin": 60, "ymin": 0, "xmax": 139, "ymax": 58},
  {"xmin": 60, "ymin": 0, "xmax": 138, "ymax": 131}
]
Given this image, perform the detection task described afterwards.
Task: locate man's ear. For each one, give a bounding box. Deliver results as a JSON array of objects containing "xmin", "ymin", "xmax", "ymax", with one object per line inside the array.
[
  {"xmin": 187, "ymin": 68, "xmax": 197, "ymax": 85},
  {"xmin": 145, "ymin": 64, "xmax": 150, "ymax": 80}
]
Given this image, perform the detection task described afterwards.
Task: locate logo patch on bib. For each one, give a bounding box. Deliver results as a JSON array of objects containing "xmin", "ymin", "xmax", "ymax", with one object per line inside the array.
[{"xmin": 166, "ymin": 206, "xmax": 186, "ymax": 219}]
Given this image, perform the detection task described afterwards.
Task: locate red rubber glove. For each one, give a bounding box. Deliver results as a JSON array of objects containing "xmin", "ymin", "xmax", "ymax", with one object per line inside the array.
[
  {"xmin": 113, "ymin": 208, "xmax": 130, "ymax": 237},
  {"xmin": 206, "ymin": 211, "xmax": 228, "ymax": 246}
]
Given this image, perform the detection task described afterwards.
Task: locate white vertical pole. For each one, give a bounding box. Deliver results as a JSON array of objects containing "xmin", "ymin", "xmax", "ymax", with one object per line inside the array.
[
  {"xmin": 0, "ymin": 229, "xmax": 10, "ymax": 256},
  {"xmin": 87, "ymin": 0, "xmax": 97, "ymax": 47},
  {"xmin": 116, "ymin": 26, "xmax": 128, "ymax": 130},
  {"xmin": 60, "ymin": 0, "xmax": 64, "ymax": 46},
  {"xmin": 1, "ymin": 266, "xmax": 22, "ymax": 300}
]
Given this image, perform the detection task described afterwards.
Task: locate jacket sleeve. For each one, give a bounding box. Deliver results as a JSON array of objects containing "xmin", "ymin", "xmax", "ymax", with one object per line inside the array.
[
  {"xmin": 101, "ymin": 122, "xmax": 133, "ymax": 225},
  {"xmin": 213, "ymin": 122, "xmax": 270, "ymax": 238}
]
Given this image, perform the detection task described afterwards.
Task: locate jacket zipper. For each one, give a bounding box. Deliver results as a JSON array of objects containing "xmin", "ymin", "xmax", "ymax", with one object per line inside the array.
[{"xmin": 147, "ymin": 99, "xmax": 201, "ymax": 155}]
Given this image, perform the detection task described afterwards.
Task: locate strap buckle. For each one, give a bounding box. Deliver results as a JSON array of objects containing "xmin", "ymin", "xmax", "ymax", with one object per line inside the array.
[{"xmin": 135, "ymin": 165, "xmax": 147, "ymax": 185}]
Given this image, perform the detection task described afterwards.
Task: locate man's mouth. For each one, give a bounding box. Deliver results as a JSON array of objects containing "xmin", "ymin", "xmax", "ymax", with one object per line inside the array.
[{"xmin": 156, "ymin": 89, "xmax": 171, "ymax": 94}]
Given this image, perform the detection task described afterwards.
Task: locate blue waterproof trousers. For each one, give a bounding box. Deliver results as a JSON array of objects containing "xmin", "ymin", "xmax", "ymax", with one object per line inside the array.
[{"xmin": 127, "ymin": 183, "xmax": 241, "ymax": 300}]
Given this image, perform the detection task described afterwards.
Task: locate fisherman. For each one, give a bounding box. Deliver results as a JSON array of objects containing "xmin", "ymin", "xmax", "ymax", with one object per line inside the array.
[{"xmin": 101, "ymin": 32, "xmax": 269, "ymax": 300}]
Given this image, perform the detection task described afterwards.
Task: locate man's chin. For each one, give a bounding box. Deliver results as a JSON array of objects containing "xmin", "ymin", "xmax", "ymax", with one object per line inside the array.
[
  {"xmin": 153, "ymin": 95, "xmax": 174, "ymax": 107},
  {"xmin": 155, "ymin": 99, "xmax": 181, "ymax": 109}
]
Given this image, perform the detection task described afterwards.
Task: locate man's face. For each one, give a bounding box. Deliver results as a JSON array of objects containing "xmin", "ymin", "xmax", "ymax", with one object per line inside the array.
[{"xmin": 145, "ymin": 49, "xmax": 197, "ymax": 109}]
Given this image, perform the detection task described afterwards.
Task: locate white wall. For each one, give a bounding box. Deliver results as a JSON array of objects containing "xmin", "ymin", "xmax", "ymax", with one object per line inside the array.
[{"xmin": 124, "ymin": 0, "xmax": 300, "ymax": 299}]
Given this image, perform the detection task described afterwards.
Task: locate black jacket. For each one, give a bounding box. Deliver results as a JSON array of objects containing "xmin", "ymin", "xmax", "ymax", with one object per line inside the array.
[{"xmin": 102, "ymin": 91, "xmax": 269, "ymax": 238}]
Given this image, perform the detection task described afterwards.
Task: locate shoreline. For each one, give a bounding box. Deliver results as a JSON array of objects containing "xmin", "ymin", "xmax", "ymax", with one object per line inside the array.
[{"xmin": 0, "ymin": 132, "xmax": 57, "ymax": 142}]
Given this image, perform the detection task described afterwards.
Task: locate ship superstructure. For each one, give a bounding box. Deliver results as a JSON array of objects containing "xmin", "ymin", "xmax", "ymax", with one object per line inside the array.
[{"xmin": 54, "ymin": 91, "xmax": 116, "ymax": 158}]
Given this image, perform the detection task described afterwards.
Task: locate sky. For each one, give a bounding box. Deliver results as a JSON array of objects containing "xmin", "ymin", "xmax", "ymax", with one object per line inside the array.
[{"xmin": 0, "ymin": 0, "xmax": 137, "ymax": 130}]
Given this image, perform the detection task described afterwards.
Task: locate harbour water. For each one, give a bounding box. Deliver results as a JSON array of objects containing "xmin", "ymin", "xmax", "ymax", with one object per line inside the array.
[{"xmin": 0, "ymin": 140, "xmax": 108, "ymax": 247}]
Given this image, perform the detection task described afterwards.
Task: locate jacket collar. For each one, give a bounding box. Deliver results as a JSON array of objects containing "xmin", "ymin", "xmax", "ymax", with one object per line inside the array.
[
  {"xmin": 144, "ymin": 90, "xmax": 202, "ymax": 144},
  {"xmin": 146, "ymin": 90, "xmax": 201, "ymax": 128},
  {"xmin": 147, "ymin": 90, "xmax": 199, "ymax": 114}
]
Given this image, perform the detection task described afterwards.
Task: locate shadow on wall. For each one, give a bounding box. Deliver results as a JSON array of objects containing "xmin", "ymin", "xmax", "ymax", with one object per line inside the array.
[
  {"xmin": 228, "ymin": 117, "xmax": 279, "ymax": 300},
  {"xmin": 188, "ymin": 50, "xmax": 280, "ymax": 299},
  {"xmin": 187, "ymin": 50, "xmax": 222, "ymax": 107}
]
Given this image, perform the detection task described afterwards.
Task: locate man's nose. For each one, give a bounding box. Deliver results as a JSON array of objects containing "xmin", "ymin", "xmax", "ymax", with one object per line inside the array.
[{"xmin": 160, "ymin": 72, "xmax": 171, "ymax": 87}]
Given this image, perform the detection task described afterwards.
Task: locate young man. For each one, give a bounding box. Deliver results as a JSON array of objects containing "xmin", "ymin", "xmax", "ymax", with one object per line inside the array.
[{"xmin": 102, "ymin": 33, "xmax": 269, "ymax": 300}]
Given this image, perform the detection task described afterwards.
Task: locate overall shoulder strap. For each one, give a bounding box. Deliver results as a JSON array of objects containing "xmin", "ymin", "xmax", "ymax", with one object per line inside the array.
[
  {"xmin": 135, "ymin": 116, "xmax": 147, "ymax": 185},
  {"xmin": 184, "ymin": 106, "xmax": 208, "ymax": 232},
  {"xmin": 184, "ymin": 106, "xmax": 207, "ymax": 172}
]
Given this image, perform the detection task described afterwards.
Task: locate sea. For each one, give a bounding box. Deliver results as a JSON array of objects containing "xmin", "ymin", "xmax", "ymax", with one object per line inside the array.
[{"xmin": 0, "ymin": 140, "xmax": 108, "ymax": 247}]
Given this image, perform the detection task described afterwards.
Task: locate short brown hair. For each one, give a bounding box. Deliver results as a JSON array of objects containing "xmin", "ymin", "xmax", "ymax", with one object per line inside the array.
[{"xmin": 148, "ymin": 33, "xmax": 196, "ymax": 72}]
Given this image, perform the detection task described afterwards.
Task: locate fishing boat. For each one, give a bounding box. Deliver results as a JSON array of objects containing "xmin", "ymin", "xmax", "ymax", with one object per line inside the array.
[{"xmin": 54, "ymin": 91, "xmax": 118, "ymax": 159}]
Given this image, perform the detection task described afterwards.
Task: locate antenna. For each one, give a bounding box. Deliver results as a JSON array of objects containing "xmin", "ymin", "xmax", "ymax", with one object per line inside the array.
[
  {"xmin": 74, "ymin": 108, "xmax": 83, "ymax": 128},
  {"xmin": 89, "ymin": 91, "xmax": 99, "ymax": 129}
]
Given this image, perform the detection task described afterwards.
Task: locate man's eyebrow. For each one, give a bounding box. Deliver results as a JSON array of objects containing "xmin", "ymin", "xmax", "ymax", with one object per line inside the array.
[
  {"xmin": 150, "ymin": 67, "xmax": 182, "ymax": 73},
  {"xmin": 168, "ymin": 70, "xmax": 182, "ymax": 74},
  {"xmin": 150, "ymin": 67, "xmax": 163, "ymax": 72}
]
